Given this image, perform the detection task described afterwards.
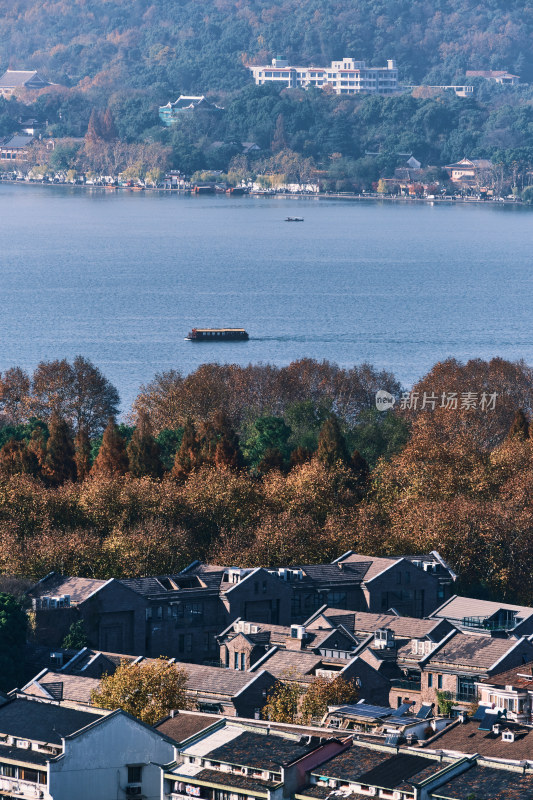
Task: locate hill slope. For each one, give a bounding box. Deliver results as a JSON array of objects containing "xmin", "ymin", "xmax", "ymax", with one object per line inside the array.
[{"xmin": 1, "ymin": 0, "xmax": 532, "ymax": 94}]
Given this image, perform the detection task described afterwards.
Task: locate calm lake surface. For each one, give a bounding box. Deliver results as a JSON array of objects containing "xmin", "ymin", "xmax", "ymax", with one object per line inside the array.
[{"xmin": 1, "ymin": 183, "xmax": 532, "ymax": 413}]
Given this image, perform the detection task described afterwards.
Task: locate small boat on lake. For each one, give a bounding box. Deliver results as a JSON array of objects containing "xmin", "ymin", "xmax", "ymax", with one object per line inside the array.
[
  {"xmin": 185, "ymin": 327, "xmax": 249, "ymax": 341},
  {"xmin": 285, "ymin": 216, "xmax": 304, "ymax": 222}
]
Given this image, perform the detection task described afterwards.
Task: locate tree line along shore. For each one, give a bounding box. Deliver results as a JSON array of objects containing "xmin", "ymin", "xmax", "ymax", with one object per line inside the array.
[{"xmin": 0, "ymin": 355, "xmax": 532, "ymax": 608}]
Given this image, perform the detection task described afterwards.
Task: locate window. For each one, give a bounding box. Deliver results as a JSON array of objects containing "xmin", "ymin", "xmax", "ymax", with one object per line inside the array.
[
  {"xmin": 437, "ymin": 674, "xmax": 443, "ymax": 690},
  {"xmin": 396, "ymin": 572, "xmax": 402, "ymax": 584},
  {"xmin": 254, "ymin": 581, "xmax": 259, "ymax": 594},
  {"xmin": 327, "ymin": 591, "xmax": 347, "ymax": 607},
  {"xmin": 262, "ymin": 580, "xmax": 267, "ymax": 593},
  {"xmin": 234, "ymin": 651, "xmax": 239, "ymax": 670},
  {"xmin": 128, "ymin": 766, "xmax": 143, "ymax": 783},
  {"xmin": 178, "ymin": 634, "xmax": 185, "ymax": 652},
  {"xmin": 428, "ymin": 673, "xmax": 433, "ymax": 688},
  {"xmin": 185, "ymin": 634, "xmax": 193, "ymax": 652},
  {"xmin": 240, "ymin": 652, "xmax": 246, "ymax": 670}
]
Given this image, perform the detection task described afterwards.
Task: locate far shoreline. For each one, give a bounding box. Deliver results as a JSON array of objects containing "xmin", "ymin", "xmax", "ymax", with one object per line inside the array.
[{"xmin": 0, "ymin": 177, "xmax": 526, "ymax": 208}]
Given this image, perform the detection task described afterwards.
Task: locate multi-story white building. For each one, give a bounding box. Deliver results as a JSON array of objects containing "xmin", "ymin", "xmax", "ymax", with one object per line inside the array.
[{"xmin": 249, "ymin": 57, "xmax": 398, "ymax": 95}]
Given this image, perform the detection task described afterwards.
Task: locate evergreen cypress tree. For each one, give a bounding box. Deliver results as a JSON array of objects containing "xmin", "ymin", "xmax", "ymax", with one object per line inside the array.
[
  {"xmin": 171, "ymin": 418, "xmax": 201, "ymax": 479},
  {"xmin": 27, "ymin": 427, "xmax": 47, "ymax": 474},
  {"xmin": 91, "ymin": 417, "xmax": 129, "ymax": 477},
  {"xmin": 350, "ymin": 449, "xmax": 369, "ymax": 486},
  {"xmin": 74, "ymin": 427, "xmax": 92, "ymax": 482},
  {"xmin": 508, "ymin": 408, "xmax": 530, "ymax": 440},
  {"xmin": 317, "ymin": 415, "xmax": 350, "ymax": 468},
  {"xmin": 127, "ymin": 410, "xmax": 163, "ymax": 479},
  {"xmin": 45, "ymin": 414, "xmax": 77, "ymax": 485},
  {"xmin": 212, "ymin": 411, "xmax": 243, "ymax": 470}
]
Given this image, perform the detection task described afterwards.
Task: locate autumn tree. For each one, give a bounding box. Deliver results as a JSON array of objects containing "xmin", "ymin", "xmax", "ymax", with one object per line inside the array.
[
  {"xmin": 257, "ymin": 447, "xmax": 285, "ymax": 475},
  {"xmin": 0, "ymin": 367, "xmax": 30, "ymax": 423},
  {"xmin": 317, "ymin": 415, "xmax": 350, "ymax": 468},
  {"xmin": 31, "ymin": 356, "xmax": 119, "ymax": 436},
  {"xmin": 91, "ymin": 658, "xmax": 190, "ymax": 724},
  {"xmin": 508, "ymin": 408, "xmax": 529, "ymax": 440},
  {"xmin": 171, "ymin": 418, "xmax": 201, "ymax": 479},
  {"xmin": 0, "ymin": 439, "xmax": 39, "ymax": 477},
  {"xmin": 350, "ymin": 449, "xmax": 369, "ymax": 487},
  {"xmin": 202, "ymin": 411, "xmax": 243, "ymax": 471},
  {"xmin": 91, "ymin": 417, "xmax": 129, "ymax": 477},
  {"xmin": 44, "ymin": 414, "xmax": 77, "ymax": 485},
  {"xmin": 27, "ymin": 425, "xmax": 47, "ymax": 474},
  {"xmin": 262, "ymin": 671, "xmax": 302, "ymax": 723},
  {"xmin": 127, "ymin": 410, "xmax": 163, "ymax": 479},
  {"xmin": 299, "ymin": 675, "xmax": 359, "ymax": 723},
  {"xmin": 74, "ymin": 427, "xmax": 92, "ymax": 481}
]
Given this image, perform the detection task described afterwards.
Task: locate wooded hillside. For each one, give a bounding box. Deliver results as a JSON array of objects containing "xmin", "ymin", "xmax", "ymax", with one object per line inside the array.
[{"xmin": 1, "ymin": 0, "xmax": 532, "ymax": 94}]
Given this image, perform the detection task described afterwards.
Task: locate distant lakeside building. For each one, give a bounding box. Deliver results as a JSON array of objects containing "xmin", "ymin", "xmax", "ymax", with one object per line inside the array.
[
  {"xmin": 0, "ymin": 69, "xmax": 52, "ymax": 97},
  {"xmin": 159, "ymin": 95, "xmax": 223, "ymax": 126},
  {"xmin": 249, "ymin": 57, "xmax": 398, "ymax": 96},
  {"xmin": 466, "ymin": 69, "xmax": 520, "ymax": 85}
]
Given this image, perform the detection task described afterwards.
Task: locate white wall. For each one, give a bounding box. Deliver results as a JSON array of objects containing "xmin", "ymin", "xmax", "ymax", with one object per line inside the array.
[{"xmin": 50, "ymin": 712, "xmax": 175, "ymax": 800}]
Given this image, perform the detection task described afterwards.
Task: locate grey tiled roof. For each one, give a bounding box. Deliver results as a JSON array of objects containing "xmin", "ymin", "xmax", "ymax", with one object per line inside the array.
[
  {"xmin": 0, "ymin": 70, "xmax": 38, "ymax": 87},
  {"xmin": 430, "ymin": 595, "xmax": 533, "ymax": 623},
  {"xmin": 194, "ymin": 768, "xmax": 279, "ymax": 792},
  {"xmin": 28, "ymin": 574, "xmax": 107, "ymax": 604},
  {"xmin": 430, "ymin": 764, "xmax": 533, "ymax": 800},
  {"xmin": 1, "ymin": 134, "xmax": 34, "ymax": 148},
  {"xmin": 423, "ymin": 717, "xmax": 533, "ymax": 760},
  {"xmin": 120, "ymin": 576, "xmax": 169, "ymax": 595},
  {"xmin": 424, "ymin": 632, "xmax": 529, "ymax": 671},
  {"xmin": 207, "ymin": 729, "xmax": 323, "ymax": 769},
  {"xmin": 28, "ymin": 670, "xmax": 100, "ymax": 704},
  {"xmin": 0, "ymin": 698, "xmax": 103, "ymax": 744},
  {"xmin": 253, "ymin": 650, "xmax": 321, "ymax": 677},
  {"xmin": 140, "ymin": 659, "xmax": 268, "ymax": 696},
  {"xmin": 154, "ymin": 711, "xmax": 219, "ymax": 743}
]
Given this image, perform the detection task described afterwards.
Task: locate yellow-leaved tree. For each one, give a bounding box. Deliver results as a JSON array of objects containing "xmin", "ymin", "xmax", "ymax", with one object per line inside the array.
[{"xmin": 91, "ymin": 658, "xmax": 190, "ymax": 724}]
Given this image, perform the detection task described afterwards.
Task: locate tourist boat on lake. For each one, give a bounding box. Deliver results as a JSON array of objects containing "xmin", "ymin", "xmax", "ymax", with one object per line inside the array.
[
  {"xmin": 185, "ymin": 328, "xmax": 249, "ymax": 341},
  {"xmin": 285, "ymin": 216, "xmax": 304, "ymax": 222}
]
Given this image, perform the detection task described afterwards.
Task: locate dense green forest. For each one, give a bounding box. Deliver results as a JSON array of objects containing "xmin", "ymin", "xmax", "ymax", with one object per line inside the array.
[{"xmin": 2, "ymin": 1, "xmax": 533, "ymax": 185}]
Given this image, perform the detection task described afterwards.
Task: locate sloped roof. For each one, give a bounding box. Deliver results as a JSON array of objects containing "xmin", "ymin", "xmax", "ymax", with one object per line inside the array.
[
  {"xmin": 24, "ymin": 670, "xmax": 99, "ymax": 704},
  {"xmin": 252, "ymin": 649, "xmax": 350, "ymax": 679},
  {"xmin": 0, "ymin": 697, "xmax": 104, "ymax": 744},
  {"xmin": 480, "ymin": 660, "xmax": 533, "ymax": 689},
  {"xmin": 430, "ymin": 596, "xmax": 533, "ymax": 625},
  {"xmin": 28, "ymin": 574, "xmax": 108, "ymax": 604},
  {"xmin": 207, "ymin": 729, "xmax": 323, "ymax": 769},
  {"xmin": 431, "ymin": 763, "xmax": 533, "ymax": 800},
  {"xmin": 154, "ymin": 711, "xmax": 220, "ymax": 743},
  {"xmin": 1, "ymin": 134, "xmax": 35, "ymax": 148},
  {"xmin": 424, "ymin": 632, "xmax": 527, "ymax": 671},
  {"xmin": 140, "ymin": 658, "xmax": 270, "ymax": 696},
  {"xmin": 0, "ymin": 70, "xmax": 38, "ymax": 88},
  {"xmin": 424, "ymin": 717, "xmax": 533, "ymax": 762}
]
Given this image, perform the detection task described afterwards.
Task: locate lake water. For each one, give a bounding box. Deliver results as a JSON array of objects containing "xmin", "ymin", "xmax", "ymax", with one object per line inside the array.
[{"xmin": 1, "ymin": 183, "xmax": 532, "ymax": 413}]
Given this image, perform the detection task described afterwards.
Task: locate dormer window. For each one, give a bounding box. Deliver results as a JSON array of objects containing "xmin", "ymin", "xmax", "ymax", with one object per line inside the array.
[{"xmin": 502, "ymin": 730, "xmax": 515, "ymax": 742}]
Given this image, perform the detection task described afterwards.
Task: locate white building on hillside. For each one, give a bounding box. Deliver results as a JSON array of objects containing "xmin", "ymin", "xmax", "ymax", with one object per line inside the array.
[{"xmin": 249, "ymin": 57, "xmax": 398, "ymax": 95}]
